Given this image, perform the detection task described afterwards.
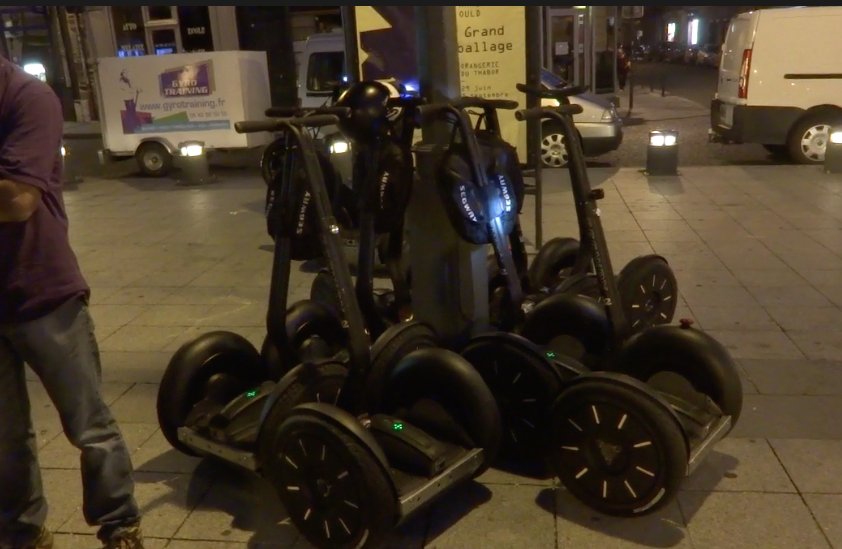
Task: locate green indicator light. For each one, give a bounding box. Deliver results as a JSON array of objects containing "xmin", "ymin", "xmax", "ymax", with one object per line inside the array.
[
  {"xmin": 246, "ymin": 390, "xmax": 258, "ymax": 398},
  {"xmin": 392, "ymin": 422, "xmax": 404, "ymax": 431},
  {"xmin": 546, "ymin": 351, "xmax": 555, "ymax": 358}
]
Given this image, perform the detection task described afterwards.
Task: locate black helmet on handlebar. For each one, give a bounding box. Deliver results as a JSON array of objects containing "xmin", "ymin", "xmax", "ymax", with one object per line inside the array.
[{"xmin": 335, "ymin": 80, "xmax": 396, "ymax": 143}]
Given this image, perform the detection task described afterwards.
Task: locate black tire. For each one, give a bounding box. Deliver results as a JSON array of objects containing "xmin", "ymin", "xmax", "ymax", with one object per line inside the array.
[
  {"xmin": 256, "ymin": 361, "xmax": 349, "ymax": 469},
  {"xmin": 260, "ymin": 333, "xmax": 286, "ymax": 381},
  {"xmin": 365, "ymin": 322, "xmax": 440, "ymax": 410},
  {"xmin": 616, "ymin": 256, "xmax": 678, "ymax": 332},
  {"xmin": 461, "ymin": 334, "xmax": 563, "ymax": 461},
  {"xmin": 262, "ymin": 413, "xmax": 395, "ymax": 549},
  {"xmin": 558, "ymin": 274, "xmax": 601, "ymax": 300},
  {"xmin": 549, "ymin": 376, "xmax": 687, "ymax": 517},
  {"xmin": 135, "ymin": 141, "xmax": 173, "ymax": 177},
  {"xmin": 377, "ymin": 348, "xmax": 503, "ymax": 479},
  {"xmin": 309, "ymin": 269, "xmax": 342, "ymax": 318},
  {"xmin": 787, "ymin": 112, "xmax": 842, "ymax": 164},
  {"xmin": 157, "ymin": 331, "xmax": 267, "ymax": 456},
  {"xmin": 528, "ymin": 237, "xmax": 581, "ymax": 291}
]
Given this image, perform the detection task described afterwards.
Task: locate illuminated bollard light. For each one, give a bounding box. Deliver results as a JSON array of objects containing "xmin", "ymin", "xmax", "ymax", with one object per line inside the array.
[
  {"xmin": 646, "ymin": 129, "xmax": 679, "ymax": 176},
  {"xmin": 61, "ymin": 142, "xmax": 83, "ymax": 184},
  {"xmin": 825, "ymin": 128, "xmax": 842, "ymax": 174},
  {"xmin": 177, "ymin": 141, "xmax": 212, "ymax": 185}
]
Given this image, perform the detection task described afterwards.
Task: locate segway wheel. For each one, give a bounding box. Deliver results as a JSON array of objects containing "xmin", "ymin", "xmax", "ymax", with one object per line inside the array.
[
  {"xmin": 264, "ymin": 412, "xmax": 395, "ymax": 549},
  {"xmin": 157, "ymin": 331, "xmax": 268, "ymax": 456},
  {"xmin": 549, "ymin": 376, "xmax": 687, "ymax": 517},
  {"xmin": 309, "ymin": 269, "xmax": 342, "ymax": 318},
  {"xmin": 461, "ymin": 334, "xmax": 563, "ymax": 460},
  {"xmin": 617, "ymin": 256, "xmax": 678, "ymax": 332},
  {"xmin": 256, "ymin": 361, "xmax": 349, "ymax": 468}
]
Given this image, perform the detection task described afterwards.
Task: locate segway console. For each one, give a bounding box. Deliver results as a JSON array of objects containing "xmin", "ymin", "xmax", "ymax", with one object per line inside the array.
[{"xmin": 158, "ymin": 108, "xmax": 503, "ymax": 549}]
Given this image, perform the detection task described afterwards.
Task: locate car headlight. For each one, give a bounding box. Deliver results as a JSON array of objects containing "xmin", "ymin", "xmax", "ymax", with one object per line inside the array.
[{"xmin": 601, "ymin": 108, "xmax": 619, "ymax": 121}]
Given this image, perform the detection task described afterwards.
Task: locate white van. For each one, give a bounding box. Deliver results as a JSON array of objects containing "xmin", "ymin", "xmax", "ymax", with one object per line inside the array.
[
  {"xmin": 710, "ymin": 7, "xmax": 842, "ymax": 164},
  {"xmin": 297, "ymin": 31, "xmax": 622, "ymax": 167}
]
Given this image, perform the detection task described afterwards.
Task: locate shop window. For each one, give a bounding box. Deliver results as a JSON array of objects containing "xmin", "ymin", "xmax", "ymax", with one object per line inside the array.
[
  {"xmin": 306, "ymin": 51, "xmax": 344, "ymax": 93},
  {"xmin": 178, "ymin": 6, "xmax": 213, "ymax": 52},
  {"xmin": 113, "ymin": 6, "xmax": 147, "ymax": 57},
  {"xmin": 150, "ymin": 28, "xmax": 177, "ymax": 55},
  {"xmin": 147, "ymin": 6, "xmax": 175, "ymax": 22}
]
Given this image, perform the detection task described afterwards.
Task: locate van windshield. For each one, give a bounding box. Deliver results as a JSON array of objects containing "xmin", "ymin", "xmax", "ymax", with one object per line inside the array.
[
  {"xmin": 721, "ymin": 17, "xmax": 753, "ymax": 71},
  {"xmin": 307, "ymin": 51, "xmax": 344, "ymax": 93}
]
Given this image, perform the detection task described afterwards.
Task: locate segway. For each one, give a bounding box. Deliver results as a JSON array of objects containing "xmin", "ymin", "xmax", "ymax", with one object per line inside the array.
[
  {"xmin": 308, "ymin": 81, "xmax": 420, "ymax": 336},
  {"xmin": 424, "ymin": 98, "xmax": 741, "ymax": 517},
  {"xmin": 157, "ymin": 109, "xmax": 502, "ymax": 549}
]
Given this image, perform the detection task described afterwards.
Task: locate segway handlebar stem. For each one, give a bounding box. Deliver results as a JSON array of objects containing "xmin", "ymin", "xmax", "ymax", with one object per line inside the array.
[{"xmin": 452, "ymin": 97, "xmax": 519, "ymax": 111}]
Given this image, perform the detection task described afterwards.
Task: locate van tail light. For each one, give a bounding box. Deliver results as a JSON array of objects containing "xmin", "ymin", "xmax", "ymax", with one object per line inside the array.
[{"xmin": 738, "ymin": 48, "xmax": 752, "ymax": 99}]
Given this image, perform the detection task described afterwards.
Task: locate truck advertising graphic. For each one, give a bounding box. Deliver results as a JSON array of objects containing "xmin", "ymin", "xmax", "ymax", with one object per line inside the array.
[{"xmin": 117, "ymin": 59, "xmax": 230, "ymax": 134}]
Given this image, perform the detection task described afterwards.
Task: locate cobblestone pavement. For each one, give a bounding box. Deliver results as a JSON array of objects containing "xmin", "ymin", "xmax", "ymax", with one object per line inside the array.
[{"xmin": 20, "ymin": 165, "xmax": 842, "ymax": 548}]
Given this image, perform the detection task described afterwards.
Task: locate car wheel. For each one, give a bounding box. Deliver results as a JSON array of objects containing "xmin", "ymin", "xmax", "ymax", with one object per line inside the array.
[
  {"xmin": 541, "ymin": 124, "xmax": 570, "ymax": 168},
  {"xmin": 788, "ymin": 113, "xmax": 842, "ymax": 164}
]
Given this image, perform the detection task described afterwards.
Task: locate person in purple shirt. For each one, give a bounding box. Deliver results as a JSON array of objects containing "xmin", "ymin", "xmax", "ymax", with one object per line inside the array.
[{"xmin": 0, "ymin": 58, "xmax": 144, "ymax": 549}]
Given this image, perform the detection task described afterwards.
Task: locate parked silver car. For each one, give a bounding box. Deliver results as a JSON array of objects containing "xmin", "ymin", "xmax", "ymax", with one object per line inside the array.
[{"xmin": 539, "ymin": 69, "xmax": 623, "ymax": 167}]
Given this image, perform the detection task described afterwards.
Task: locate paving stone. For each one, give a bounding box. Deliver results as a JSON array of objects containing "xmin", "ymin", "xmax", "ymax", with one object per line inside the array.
[
  {"xmin": 98, "ymin": 286, "xmax": 178, "ymax": 306},
  {"xmin": 53, "ymin": 534, "xmax": 170, "ymax": 549},
  {"xmin": 686, "ymin": 305, "xmax": 778, "ymax": 331},
  {"xmin": 787, "ymin": 331, "xmax": 842, "ymax": 361},
  {"xmin": 131, "ymin": 305, "xmax": 216, "ymax": 327},
  {"xmin": 747, "ymin": 285, "xmax": 834, "ymax": 308},
  {"xmin": 672, "ymin": 268, "xmax": 742, "ymax": 288},
  {"xmin": 99, "ymin": 351, "xmax": 172, "ymax": 383},
  {"xmin": 703, "ymin": 330, "xmax": 805, "ymax": 360},
  {"xmin": 681, "ymin": 438, "xmax": 796, "ymax": 493},
  {"xmin": 732, "ymin": 395, "xmax": 842, "ymax": 439},
  {"xmin": 678, "ymin": 492, "xmax": 829, "ymax": 549},
  {"xmin": 764, "ymin": 306, "xmax": 842, "ymax": 332},
  {"xmin": 770, "ymin": 439, "xmax": 842, "ymax": 494},
  {"xmin": 740, "ymin": 359, "xmax": 842, "ymax": 395},
  {"xmin": 556, "ymin": 490, "xmax": 691, "ymax": 548},
  {"xmin": 25, "ymin": 381, "xmax": 132, "ymax": 423},
  {"xmin": 108, "ymin": 383, "xmax": 161, "ymax": 424},
  {"xmin": 729, "ymin": 268, "xmax": 808, "ymax": 287},
  {"xmin": 803, "ymin": 494, "xmax": 842, "ymax": 549},
  {"xmin": 89, "ymin": 304, "xmax": 152, "ymax": 328},
  {"xmin": 426, "ymin": 483, "xmax": 553, "ymax": 549},
  {"xmin": 679, "ymin": 285, "xmax": 760, "ymax": 309},
  {"xmin": 100, "ymin": 326, "xmax": 188, "ymax": 352}
]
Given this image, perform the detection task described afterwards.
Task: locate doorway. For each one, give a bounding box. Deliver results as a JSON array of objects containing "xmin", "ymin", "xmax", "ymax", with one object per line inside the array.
[{"xmin": 545, "ymin": 8, "xmax": 587, "ymax": 87}]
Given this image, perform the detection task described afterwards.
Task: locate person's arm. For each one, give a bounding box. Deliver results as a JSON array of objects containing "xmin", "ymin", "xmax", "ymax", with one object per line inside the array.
[{"xmin": 0, "ymin": 88, "xmax": 64, "ymax": 223}]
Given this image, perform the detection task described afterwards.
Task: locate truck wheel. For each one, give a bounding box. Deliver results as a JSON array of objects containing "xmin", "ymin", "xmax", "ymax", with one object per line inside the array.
[
  {"xmin": 136, "ymin": 142, "xmax": 174, "ymax": 177},
  {"xmin": 788, "ymin": 113, "xmax": 842, "ymax": 165}
]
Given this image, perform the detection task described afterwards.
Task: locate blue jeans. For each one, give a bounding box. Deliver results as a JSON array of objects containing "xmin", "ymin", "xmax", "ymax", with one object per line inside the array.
[{"xmin": 0, "ymin": 297, "xmax": 140, "ymax": 545}]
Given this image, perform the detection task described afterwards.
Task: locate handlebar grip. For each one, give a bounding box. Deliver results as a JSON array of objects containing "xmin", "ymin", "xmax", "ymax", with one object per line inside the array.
[
  {"xmin": 452, "ymin": 97, "xmax": 519, "ymax": 111},
  {"xmin": 516, "ymin": 83, "xmax": 589, "ymax": 99},
  {"xmin": 387, "ymin": 96, "xmax": 425, "ymax": 108},
  {"xmin": 265, "ymin": 106, "xmax": 300, "ymax": 118},
  {"xmin": 291, "ymin": 114, "xmax": 341, "ymax": 128},
  {"xmin": 235, "ymin": 120, "xmax": 285, "ymax": 134},
  {"xmin": 235, "ymin": 114, "xmax": 340, "ymax": 134},
  {"xmin": 309, "ymin": 106, "xmax": 351, "ymax": 118},
  {"xmin": 514, "ymin": 104, "xmax": 584, "ymax": 122}
]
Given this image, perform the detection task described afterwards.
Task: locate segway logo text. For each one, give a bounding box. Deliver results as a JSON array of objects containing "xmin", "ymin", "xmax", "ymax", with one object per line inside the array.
[
  {"xmin": 459, "ymin": 184, "xmax": 478, "ymax": 222},
  {"xmin": 379, "ymin": 170, "xmax": 389, "ymax": 210},
  {"xmin": 296, "ymin": 192, "xmax": 310, "ymax": 235},
  {"xmin": 497, "ymin": 174, "xmax": 513, "ymax": 212}
]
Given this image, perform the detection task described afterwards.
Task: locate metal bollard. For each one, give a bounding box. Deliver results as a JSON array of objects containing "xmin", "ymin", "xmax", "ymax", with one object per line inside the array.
[
  {"xmin": 61, "ymin": 143, "xmax": 83, "ymax": 184},
  {"xmin": 825, "ymin": 128, "xmax": 842, "ymax": 174},
  {"xmin": 176, "ymin": 141, "xmax": 213, "ymax": 185},
  {"xmin": 646, "ymin": 130, "xmax": 679, "ymax": 176}
]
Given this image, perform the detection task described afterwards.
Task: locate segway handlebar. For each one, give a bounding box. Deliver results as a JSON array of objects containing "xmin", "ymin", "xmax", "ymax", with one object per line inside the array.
[
  {"xmin": 516, "ymin": 83, "xmax": 589, "ymax": 100},
  {"xmin": 235, "ymin": 114, "xmax": 342, "ymax": 134},
  {"xmin": 452, "ymin": 97, "xmax": 519, "ymax": 111},
  {"xmin": 515, "ymin": 104, "xmax": 584, "ymax": 121}
]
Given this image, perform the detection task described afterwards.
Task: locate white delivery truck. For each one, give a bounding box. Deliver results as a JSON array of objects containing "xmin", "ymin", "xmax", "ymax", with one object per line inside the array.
[
  {"xmin": 710, "ymin": 6, "xmax": 842, "ymax": 164},
  {"xmin": 96, "ymin": 51, "xmax": 273, "ymax": 176}
]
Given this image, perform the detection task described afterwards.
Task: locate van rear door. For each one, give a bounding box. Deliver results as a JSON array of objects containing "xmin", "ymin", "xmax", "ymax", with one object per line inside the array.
[{"xmin": 717, "ymin": 12, "xmax": 758, "ymax": 105}]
